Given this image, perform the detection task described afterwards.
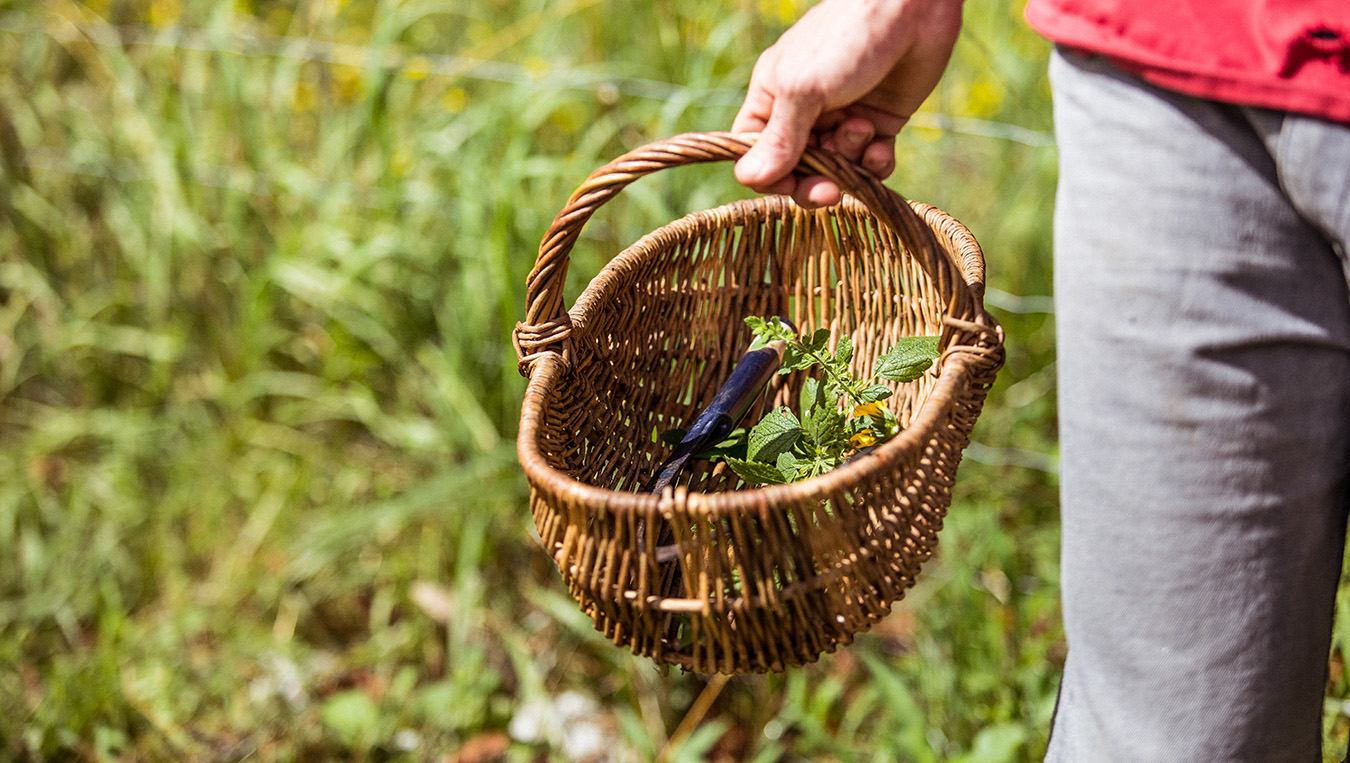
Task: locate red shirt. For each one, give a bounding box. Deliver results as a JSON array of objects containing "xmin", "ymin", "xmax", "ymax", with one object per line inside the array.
[{"xmin": 1024, "ymin": 0, "xmax": 1350, "ymax": 124}]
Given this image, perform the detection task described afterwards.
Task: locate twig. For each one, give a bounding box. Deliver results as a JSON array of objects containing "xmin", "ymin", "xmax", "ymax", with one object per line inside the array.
[{"xmin": 656, "ymin": 673, "xmax": 730, "ymax": 763}]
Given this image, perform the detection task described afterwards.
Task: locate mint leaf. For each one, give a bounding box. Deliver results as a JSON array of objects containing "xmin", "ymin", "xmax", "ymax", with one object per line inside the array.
[
  {"xmin": 808, "ymin": 328, "xmax": 831, "ymax": 354},
  {"xmin": 799, "ymin": 377, "xmax": 823, "ymax": 417},
  {"xmin": 748, "ymin": 408, "xmax": 801, "ymax": 463},
  {"xmin": 780, "ymin": 343, "xmax": 811, "ymax": 373},
  {"xmin": 710, "ymin": 320, "xmax": 940, "ymax": 488},
  {"xmin": 725, "ymin": 457, "xmax": 788, "ymax": 485},
  {"xmin": 698, "ymin": 428, "xmax": 749, "ymax": 460},
  {"xmin": 803, "ymin": 405, "xmax": 844, "ymax": 451},
  {"xmin": 856, "ymin": 384, "xmax": 893, "ymax": 404},
  {"xmin": 874, "ymin": 336, "xmax": 941, "ymax": 383},
  {"xmin": 847, "ymin": 414, "xmax": 878, "ymax": 435},
  {"xmin": 746, "ymin": 316, "xmax": 796, "ymax": 351},
  {"xmin": 834, "ymin": 334, "xmax": 853, "ymax": 366}
]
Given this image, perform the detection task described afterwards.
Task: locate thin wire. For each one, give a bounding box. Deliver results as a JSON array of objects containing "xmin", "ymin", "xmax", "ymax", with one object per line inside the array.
[
  {"xmin": 965, "ymin": 441, "xmax": 1059, "ymax": 473},
  {"xmin": 985, "ymin": 286, "xmax": 1055, "ymax": 314}
]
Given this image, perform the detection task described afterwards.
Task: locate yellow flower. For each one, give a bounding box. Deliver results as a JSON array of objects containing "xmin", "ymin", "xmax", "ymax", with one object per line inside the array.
[
  {"xmin": 964, "ymin": 78, "xmax": 1006, "ymax": 119},
  {"xmin": 292, "ymin": 80, "xmax": 316, "ymax": 113},
  {"xmin": 757, "ymin": 0, "xmax": 805, "ymax": 24},
  {"xmin": 390, "ymin": 147, "xmax": 412, "ymax": 178},
  {"xmin": 149, "ymin": 0, "xmax": 180, "ymax": 27},
  {"xmin": 523, "ymin": 56, "xmax": 550, "ymax": 80},
  {"xmin": 850, "ymin": 431, "xmax": 878, "ymax": 449},
  {"xmin": 852, "ymin": 401, "xmax": 886, "ymax": 419},
  {"xmin": 403, "ymin": 56, "xmax": 432, "ymax": 81},
  {"xmin": 442, "ymin": 88, "xmax": 468, "ymax": 114},
  {"xmin": 331, "ymin": 64, "xmax": 365, "ymax": 103}
]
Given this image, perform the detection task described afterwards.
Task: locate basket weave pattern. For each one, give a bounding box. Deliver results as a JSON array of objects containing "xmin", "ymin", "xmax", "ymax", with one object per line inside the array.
[{"xmin": 514, "ymin": 133, "xmax": 1003, "ymax": 674}]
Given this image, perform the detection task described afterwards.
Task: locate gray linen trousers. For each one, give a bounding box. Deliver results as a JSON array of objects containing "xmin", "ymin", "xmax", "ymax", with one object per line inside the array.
[{"xmin": 1044, "ymin": 48, "xmax": 1350, "ymax": 762}]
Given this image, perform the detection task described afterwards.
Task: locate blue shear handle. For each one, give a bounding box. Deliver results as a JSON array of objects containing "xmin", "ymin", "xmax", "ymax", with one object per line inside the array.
[
  {"xmin": 643, "ymin": 326, "xmax": 791, "ymax": 494},
  {"xmin": 680, "ymin": 340, "xmax": 785, "ymax": 452}
]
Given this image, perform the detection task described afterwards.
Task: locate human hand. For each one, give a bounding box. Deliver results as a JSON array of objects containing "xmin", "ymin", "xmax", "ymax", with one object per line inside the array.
[{"xmin": 732, "ymin": 0, "xmax": 963, "ymax": 207}]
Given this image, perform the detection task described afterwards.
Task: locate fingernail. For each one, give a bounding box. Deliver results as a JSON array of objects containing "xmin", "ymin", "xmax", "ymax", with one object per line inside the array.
[
  {"xmin": 737, "ymin": 154, "xmax": 766, "ymax": 181},
  {"xmin": 842, "ymin": 130, "xmax": 867, "ymax": 149}
]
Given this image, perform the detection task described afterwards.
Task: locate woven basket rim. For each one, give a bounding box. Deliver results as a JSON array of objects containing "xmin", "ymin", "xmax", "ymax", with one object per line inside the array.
[{"xmin": 517, "ymin": 346, "xmax": 983, "ymax": 515}]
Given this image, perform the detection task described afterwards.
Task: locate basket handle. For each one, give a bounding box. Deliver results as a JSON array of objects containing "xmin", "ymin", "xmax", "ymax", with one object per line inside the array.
[{"xmin": 513, "ymin": 131, "xmax": 971, "ymax": 374}]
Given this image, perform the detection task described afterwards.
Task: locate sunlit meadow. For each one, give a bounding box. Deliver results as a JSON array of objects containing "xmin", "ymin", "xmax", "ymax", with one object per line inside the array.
[{"xmin": 3, "ymin": 0, "xmax": 1349, "ymax": 760}]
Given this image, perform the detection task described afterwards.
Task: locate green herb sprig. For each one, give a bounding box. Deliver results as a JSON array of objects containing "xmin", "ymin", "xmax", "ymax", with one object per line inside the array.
[{"xmin": 721, "ymin": 317, "xmax": 941, "ymax": 486}]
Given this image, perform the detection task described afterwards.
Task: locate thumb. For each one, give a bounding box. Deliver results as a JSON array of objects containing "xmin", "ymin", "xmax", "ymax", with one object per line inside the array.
[{"xmin": 734, "ymin": 95, "xmax": 819, "ymax": 192}]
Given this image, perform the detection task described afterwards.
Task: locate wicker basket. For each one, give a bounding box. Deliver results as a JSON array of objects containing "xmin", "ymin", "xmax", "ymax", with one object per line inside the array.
[{"xmin": 513, "ymin": 132, "xmax": 1003, "ymax": 674}]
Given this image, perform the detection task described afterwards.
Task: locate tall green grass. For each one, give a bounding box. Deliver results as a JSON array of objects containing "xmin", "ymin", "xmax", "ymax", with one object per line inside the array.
[
  {"xmin": 4, "ymin": 0, "xmax": 1052, "ymax": 759},
  {"xmin": 3, "ymin": 0, "xmax": 1340, "ymax": 761}
]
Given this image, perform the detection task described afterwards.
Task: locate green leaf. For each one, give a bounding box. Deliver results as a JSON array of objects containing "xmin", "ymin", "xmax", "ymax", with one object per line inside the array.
[
  {"xmin": 748, "ymin": 408, "xmax": 801, "ymax": 463},
  {"xmin": 808, "ymin": 328, "xmax": 831, "ymax": 353},
  {"xmin": 781, "ymin": 343, "xmax": 814, "ymax": 373},
  {"xmin": 725, "ymin": 457, "xmax": 788, "ymax": 485},
  {"xmin": 320, "ymin": 690, "xmax": 381, "ymax": 748},
  {"xmin": 804, "ymin": 405, "xmax": 844, "ymax": 450},
  {"xmin": 856, "ymin": 384, "xmax": 893, "ymax": 404},
  {"xmin": 874, "ymin": 336, "xmax": 941, "ymax": 383},
  {"xmin": 747, "ymin": 323, "xmax": 768, "ymax": 350},
  {"xmin": 800, "ymin": 404, "xmax": 820, "ymax": 443},
  {"xmin": 698, "ymin": 428, "xmax": 748, "ymax": 460},
  {"xmin": 848, "ymin": 403, "xmax": 898, "ymax": 441},
  {"xmin": 959, "ymin": 722, "xmax": 1030, "ymax": 763},
  {"xmin": 671, "ymin": 719, "xmax": 733, "ymax": 763},
  {"xmin": 834, "ymin": 334, "xmax": 853, "ymax": 366},
  {"xmin": 746, "ymin": 316, "xmax": 795, "ymax": 351},
  {"xmin": 717, "ymin": 321, "xmax": 941, "ymax": 486},
  {"xmin": 799, "ymin": 377, "xmax": 822, "ymax": 416}
]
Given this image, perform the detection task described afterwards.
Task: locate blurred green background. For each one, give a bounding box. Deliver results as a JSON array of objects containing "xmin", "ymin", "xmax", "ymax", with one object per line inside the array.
[{"xmin": 0, "ymin": 0, "xmax": 1346, "ymax": 761}]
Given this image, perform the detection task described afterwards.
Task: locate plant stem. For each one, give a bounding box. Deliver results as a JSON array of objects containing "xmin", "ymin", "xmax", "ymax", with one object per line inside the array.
[{"xmin": 799, "ymin": 343, "xmax": 865, "ymax": 410}]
